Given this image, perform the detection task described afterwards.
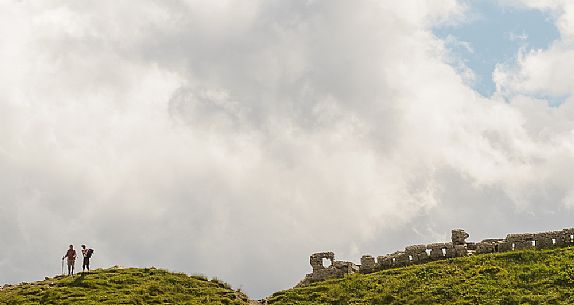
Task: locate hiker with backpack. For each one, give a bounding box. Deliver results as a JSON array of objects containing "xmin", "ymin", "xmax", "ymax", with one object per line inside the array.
[
  {"xmin": 81, "ymin": 245, "xmax": 94, "ymax": 272},
  {"xmin": 62, "ymin": 245, "xmax": 76, "ymax": 275}
]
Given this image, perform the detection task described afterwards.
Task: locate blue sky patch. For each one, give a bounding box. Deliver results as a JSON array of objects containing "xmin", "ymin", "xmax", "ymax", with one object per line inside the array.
[{"xmin": 433, "ymin": 0, "xmax": 560, "ymax": 97}]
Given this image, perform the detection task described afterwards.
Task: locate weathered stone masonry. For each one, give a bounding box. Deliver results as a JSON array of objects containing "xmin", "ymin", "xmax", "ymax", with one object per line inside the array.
[
  {"xmin": 297, "ymin": 227, "xmax": 574, "ymax": 286},
  {"xmin": 299, "ymin": 252, "xmax": 360, "ymax": 286}
]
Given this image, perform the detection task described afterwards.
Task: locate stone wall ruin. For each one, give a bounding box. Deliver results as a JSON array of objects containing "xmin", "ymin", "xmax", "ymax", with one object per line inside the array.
[
  {"xmin": 297, "ymin": 227, "xmax": 574, "ymax": 286},
  {"xmin": 298, "ymin": 252, "xmax": 359, "ymax": 286}
]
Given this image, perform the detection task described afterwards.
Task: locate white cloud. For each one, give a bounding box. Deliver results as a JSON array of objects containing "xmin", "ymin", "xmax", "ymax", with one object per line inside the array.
[
  {"xmin": 494, "ymin": 45, "xmax": 574, "ymax": 96},
  {"xmin": 1, "ymin": 0, "xmax": 573, "ymax": 299}
]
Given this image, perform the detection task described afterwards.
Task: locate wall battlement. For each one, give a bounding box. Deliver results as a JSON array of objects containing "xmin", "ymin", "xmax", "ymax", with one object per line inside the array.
[{"xmin": 297, "ymin": 227, "xmax": 574, "ymax": 286}]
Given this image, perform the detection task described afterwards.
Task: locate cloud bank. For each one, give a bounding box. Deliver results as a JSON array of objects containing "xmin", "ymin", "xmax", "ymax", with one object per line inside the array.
[{"xmin": 1, "ymin": 0, "xmax": 573, "ymax": 298}]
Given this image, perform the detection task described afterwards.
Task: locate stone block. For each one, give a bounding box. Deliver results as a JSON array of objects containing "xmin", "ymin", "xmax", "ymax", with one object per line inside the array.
[
  {"xmin": 360, "ymin": 255, "xmax": 376, "ymax": 273},
  {"xmin": 427, "ymin": 243, "xmax": 446, "ymax": 260},
  {"xmin": 561, "ymin": 229, "xmax": 574, "ymax": 244},
  {"xmin": 497, "ymin": 241, "xmax": 512, "ymax": 252},
  {"xmin": 405, "ymin": 244, "xmax": 428, "ymax": 262},
  {"xmin": 476, "ymin": 242, "xmax": 495, "ymax": 254},
  {"xmin": 394, "ymin": 253, "xmax": 410, "ymax": 266},
  {"xmin": 452, "ymin": 229, "xmax": 470, "ymax": 245},
  {"xmin": 506, "ymin": 233, "xmax": 534, "ymax": 242},
  {"xmin": 310, "ymin": 252, "xmax": 334, "ymax": 272},
  {"xmin": 514, "ymin": 241, "xmax": 534, "ymax": 250},
  {"xmin": 533, "ymin": 234, "xmax": 553, "ymax": 249},
  {"xmin": 445, "ymin": 243, "xmax": 456, "ymax": 258},
  {"xmin": 454, "ymin": 245, "xmax": 468, "ymax": 257},
  {"xmin": 377, "ymin": 256, "xmax": 392, "ymax": 269},
  {"xmin": 555, "ymin": 232, "xmax": 570, "ymax": 246}
]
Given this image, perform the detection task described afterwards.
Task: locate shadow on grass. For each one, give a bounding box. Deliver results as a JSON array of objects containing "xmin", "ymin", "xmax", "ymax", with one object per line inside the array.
[{"xmin": 70, "ymin": 273, "xmax": 91, "ymax": 288}]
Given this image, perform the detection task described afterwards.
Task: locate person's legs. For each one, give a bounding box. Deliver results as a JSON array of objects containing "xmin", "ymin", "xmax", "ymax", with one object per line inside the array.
[
  {"xmin": 68, "ymin": 260, "xmax": 75, "ymax": 275},
  {"xmin": 86, "ymin": 258, "xmax": 90, "ymax": 271}
]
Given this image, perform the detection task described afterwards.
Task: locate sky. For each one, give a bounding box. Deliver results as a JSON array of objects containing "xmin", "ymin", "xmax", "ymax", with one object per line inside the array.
[
  {"xmin": 1, "ymin": 0, "xmax": 574, "ymax": 299},
  {"xmin": 434, "ymin": 0, "xmax": 560, "ymax": 96}
]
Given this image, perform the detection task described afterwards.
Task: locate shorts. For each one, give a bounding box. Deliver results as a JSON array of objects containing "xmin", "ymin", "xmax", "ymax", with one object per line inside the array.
[{"xmin": 67, "ymin": 259, "xmax": 75, "ymax": 267}]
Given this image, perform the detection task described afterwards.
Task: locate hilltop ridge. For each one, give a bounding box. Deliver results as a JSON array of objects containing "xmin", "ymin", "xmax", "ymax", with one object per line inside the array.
[
  {"xmin": 2, "ymin": 247, "xmax": 574, "ymax": 304},
  {"xmin": 0, "ymin": 267, "xmax": 251, "ymax": 305},
  {"xmin": 269, "ymin": 246, "xmax": 574, "ymax": 304}
]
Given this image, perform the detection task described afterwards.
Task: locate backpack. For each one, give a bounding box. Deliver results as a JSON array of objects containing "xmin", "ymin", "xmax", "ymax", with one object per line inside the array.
[{"xmin": 86, "ymin": 249, "xmax": 94, "ymax": 258}]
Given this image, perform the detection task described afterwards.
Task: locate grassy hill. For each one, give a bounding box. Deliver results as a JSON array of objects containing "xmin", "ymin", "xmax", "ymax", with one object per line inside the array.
[
  {"xmin": 268, "ymin": 246, "xmax": 574, "ymax": 305},
  {"xmin": 0, "ymin": 267, "xmax": 250, "ymax": 305},
  {"xmin": 4, "ymin": 247, "xmax": 574, "ymax": 305}
]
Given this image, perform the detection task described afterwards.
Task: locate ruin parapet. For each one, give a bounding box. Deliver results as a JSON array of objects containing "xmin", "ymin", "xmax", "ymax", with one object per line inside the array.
[
  {"xmin": 297, "ymin": 252, "xmax": 359, "ymax": 287},
  {"xmin": 310, "ymin": 252, "xmax": 334, "ymax": 272},
  {"xmin": 298, "ymin": 227, "xmax": 574, "ymax": 286}
]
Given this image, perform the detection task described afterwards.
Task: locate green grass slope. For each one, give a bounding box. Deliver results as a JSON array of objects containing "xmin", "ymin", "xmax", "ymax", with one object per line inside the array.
[
  {"xmin": 0, "ymin": 267, "xmax": 250, "ymax": 305},
  {"xmin": 269, "ymin": 247, "xmax": 574, "ymax": 305}
]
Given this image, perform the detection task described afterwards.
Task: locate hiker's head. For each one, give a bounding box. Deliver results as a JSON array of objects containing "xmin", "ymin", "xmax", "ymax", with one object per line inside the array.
[
  {"xmin": 69, "ymin": 245, "xmax": 73, "ymax": 249},
  {"xmin": 81, "ymin": 245, "xmax": 86, "ymax": 249}
]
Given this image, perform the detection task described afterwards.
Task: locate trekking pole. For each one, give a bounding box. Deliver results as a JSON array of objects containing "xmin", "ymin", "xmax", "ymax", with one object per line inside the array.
[{"xmin": 61, "ymin": 258, "xmax": 64, "ymax": 275}]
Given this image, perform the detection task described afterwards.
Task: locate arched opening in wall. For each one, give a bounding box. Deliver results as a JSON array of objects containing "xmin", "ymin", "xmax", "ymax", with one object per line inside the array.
[
  {"xmin": 531, "ymin": 240, "xmax": 536, "ymax": 247},
  {"xmin": 322, "ymin": 258, "xmax": 332, "ymax": 268},
  {"xmin": 408, "ymin": 255, "xmax": 413, "ymax": 262},
  {"xmin": 512, "ymin": 243, "xmax": 515, "ymax": 251},
  {"xmin": 425, "ymin": 249, "xmax": 431, "ymax": 256},
  {"xmin": 441, "ymin": 248, "xmax": 446, "ymax": 257},
  {"xmin": 552, "ymin": 238, "xmax": 557, "ymax": 245},
  {"xmin": 570, "ymin": 235, "xmax": 573, "ymax": 243}
]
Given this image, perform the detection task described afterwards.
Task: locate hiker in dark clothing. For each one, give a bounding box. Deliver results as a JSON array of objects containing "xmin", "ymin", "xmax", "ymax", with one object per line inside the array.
[
  {"xmin": 62, "ymin": 245, "xmax": 76, "ymax": 275},
  {"xmin": 81, "ymin": 245, "xmax": 92, "ymax": 272}
]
